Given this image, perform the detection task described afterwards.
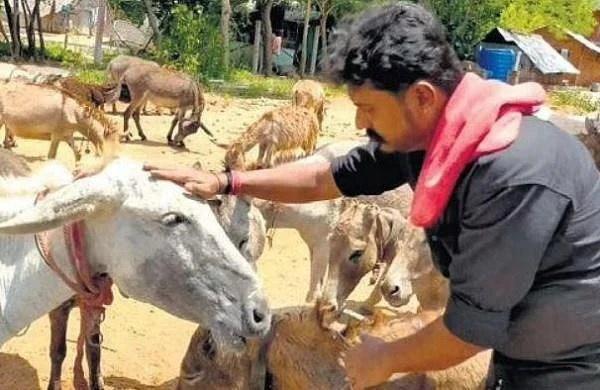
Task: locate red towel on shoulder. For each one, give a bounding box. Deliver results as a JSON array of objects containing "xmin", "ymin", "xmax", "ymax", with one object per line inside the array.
[{"xmin": 409, "ymin": 73, "xmax": 546, "ymax": 228}]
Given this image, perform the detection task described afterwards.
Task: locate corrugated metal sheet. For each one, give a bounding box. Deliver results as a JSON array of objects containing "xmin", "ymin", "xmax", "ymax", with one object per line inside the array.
[
  {"xmin": 566, "ymin": 30, "xmax": 600, "ymax": 54},
  {"xmin": 495, "ymin": 28, "xmax": 580, "ymax": 75}
]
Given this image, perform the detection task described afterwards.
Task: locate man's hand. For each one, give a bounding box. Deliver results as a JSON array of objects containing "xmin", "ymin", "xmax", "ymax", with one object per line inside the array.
[
  {"xmin": 342, "ymin": 316, "xmax": 485, "ymax": 389},
  {"xmin": 143, "ymin": 163, "xmax": 222, "ymax": 199},
  {"xmin": 342, "ymin": 334, "xmax": 394, "ymax": 389}
]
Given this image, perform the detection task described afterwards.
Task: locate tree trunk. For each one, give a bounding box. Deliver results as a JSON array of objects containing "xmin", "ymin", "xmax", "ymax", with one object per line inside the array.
[
  {"xmin": 22, "ymin": 0, "xmax": 35, "ymax": 59},
  {"xmin": 0, "ymin": 16, "xmax": 9, "ymax": 43},
  {"xmin": 220, "ymin": 0, "xmax": 232, "ymax": 75},
  {"xmin": 259, "ymin": 0, "xmax": 273, "ymax": 76},
  {"xmin": 310, "ymin": 25, "xmax": 320, "ymax": 75},
  {"xmin": 12, "ymin": 0, "xmax": 22, "ymax": 58},
  {"xmin": 252, "ymin": 20, "xmax": 261, "ymax": 73},
  {"xmin": 299, "ymin": 0, "xmax": 311, "ymax": 77},
  {"xmin": 3, "ymin": 0, "xmax": 15, "ymax": 57},
  {"xmin": 93, "ymin": 0, "xmax": 106, "ymax": 65},
  {"xmin": 35, "ymin": 0, "xmax": 44, "ymax": 59},
  {"xmin": 320, "ymin": 10, "xmax": 328, "ymax": 67},
  {"xmin": 142, "ymin": 0, "xmax": 160, "ymax": 46}
]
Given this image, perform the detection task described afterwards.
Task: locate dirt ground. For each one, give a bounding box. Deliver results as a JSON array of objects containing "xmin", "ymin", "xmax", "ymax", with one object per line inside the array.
[{"xmin": 0, "ymin": 94, "xmax": 378, "ymax": 390}]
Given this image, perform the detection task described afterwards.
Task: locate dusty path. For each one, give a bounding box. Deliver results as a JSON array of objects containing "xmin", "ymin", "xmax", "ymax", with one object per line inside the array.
[{"xmin": 0, "ymin": 94, "xmax": 376, "ymax": 390}]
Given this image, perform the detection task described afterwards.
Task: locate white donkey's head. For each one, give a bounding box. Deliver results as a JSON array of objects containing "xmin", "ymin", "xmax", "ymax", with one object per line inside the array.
[
  {"xmin": 0, "ymin": 159, "xmax": 271, "ymax": 348},
  {"xmin": 208, "ymin": 195, "xmax": 267, "ymax": 267}
]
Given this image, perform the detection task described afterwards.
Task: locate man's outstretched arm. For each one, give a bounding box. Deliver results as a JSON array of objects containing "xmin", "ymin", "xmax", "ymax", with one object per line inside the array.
[{"xmin": 144, "ymin": 161, "xmax": 342, "ymax": 203}]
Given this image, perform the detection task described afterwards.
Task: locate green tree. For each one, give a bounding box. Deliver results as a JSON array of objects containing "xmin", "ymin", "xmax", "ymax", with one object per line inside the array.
[
  {"xmin": 426, "ymin": 0, "xmax": 507, "ymax": 60},
  {"xmin": 158, "ymin": 4, "xmax": 225, "ymax": 80},
  {"xmin": 312, "ymin": 0, "xmax": 384, "ymax": 65},
  {"xmin": 499, "ymin": 0, "xmax": 597, "ymax": 37}
]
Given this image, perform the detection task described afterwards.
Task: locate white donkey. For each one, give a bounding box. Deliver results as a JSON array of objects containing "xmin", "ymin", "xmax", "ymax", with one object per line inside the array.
[{"xmin": 0, "ymin": 158, "xmax": 271, "ymax": 350}]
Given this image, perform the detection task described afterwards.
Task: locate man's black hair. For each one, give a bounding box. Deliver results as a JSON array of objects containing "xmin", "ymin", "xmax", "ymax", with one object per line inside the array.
[{"xmin": 325, "ymin": 2, "xmax": 464, "ymax": 94}]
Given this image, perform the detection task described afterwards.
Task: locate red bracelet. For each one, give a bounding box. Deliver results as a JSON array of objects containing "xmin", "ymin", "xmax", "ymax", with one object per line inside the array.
[{"xmin": 230, "ymin": 170, "xmax": 242, "ymax": 195}]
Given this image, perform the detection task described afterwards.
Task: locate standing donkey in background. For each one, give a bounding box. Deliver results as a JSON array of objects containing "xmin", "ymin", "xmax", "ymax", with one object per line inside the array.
[{"xmin": 120, "ymin": 65, "xmax": 215, "ymax": 146}]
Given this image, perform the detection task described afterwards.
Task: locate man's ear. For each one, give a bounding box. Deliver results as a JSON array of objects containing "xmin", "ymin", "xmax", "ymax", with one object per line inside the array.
[{"xmin": 407, "ymin": 81, "xmax": 438, "ymax": 111}]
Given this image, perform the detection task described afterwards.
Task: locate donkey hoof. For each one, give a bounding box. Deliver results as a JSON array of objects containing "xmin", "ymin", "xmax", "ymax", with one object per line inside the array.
[
  {"xmin": 47, "ymin": 379, "xmax": 62, "ymax": 390},
  {"xmin": 90, "ymin": 377, "xmax": 105, "ymax": 390},
  {"xmin": 139, "ymin": 135, "xmax": 147, "ymax": 141}
]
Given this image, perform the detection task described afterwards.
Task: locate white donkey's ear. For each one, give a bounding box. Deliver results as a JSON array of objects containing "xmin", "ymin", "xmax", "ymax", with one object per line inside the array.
[{"xmin": 0, "ymin": 176, "xmax": 126, "ymax": 234}]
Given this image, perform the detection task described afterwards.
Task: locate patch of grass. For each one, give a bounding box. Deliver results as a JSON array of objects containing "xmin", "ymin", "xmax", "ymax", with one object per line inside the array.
[
  {"xmin": 209, "ymin": 69, "xmax": 347, "ymax": 100},
  {"xmin": 74, "ymin": 68, "xmax": 108, "ymax": 85},
  {"xmin": 549, "ymin": 90, "xmax": 600, "ymax": 114},
  {"xmin": 44, "ymin": 43, "xmax": 119, "ymax": 85},
  {"xmin": 218, "ymin": 69, "xmax": 296, "ymax": 99},
  {"xmin": 45, "ymin": 43, "xmax": 88, "ymax": 68},
  {"xmin": 325, "ymin": 84, "xmax": 347, "ymax": 98}
]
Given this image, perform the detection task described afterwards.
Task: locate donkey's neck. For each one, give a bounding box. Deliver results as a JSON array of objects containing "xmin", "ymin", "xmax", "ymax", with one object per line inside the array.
[{"xmin": 0, "ymin": 227, "xmax": 80, "ymax": 346}]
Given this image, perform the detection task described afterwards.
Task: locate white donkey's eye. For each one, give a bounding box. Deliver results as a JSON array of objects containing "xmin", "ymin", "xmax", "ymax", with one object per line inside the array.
[
  {"xmin": 161, "ymin": 212, "xmax": 189, "ymax": 227},
  {"xmin": 348, "ymin": 250, "xmax": 364, "ymax": 264},
  {"xmin": 238, "ymin": 238, "xmax": 248, "ymax": 250}
]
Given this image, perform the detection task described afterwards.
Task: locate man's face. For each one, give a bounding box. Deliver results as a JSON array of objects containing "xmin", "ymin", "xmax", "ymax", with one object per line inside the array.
[{"xmin": 348, "ymin": 82, "xmax": 447, "ymax": 153}]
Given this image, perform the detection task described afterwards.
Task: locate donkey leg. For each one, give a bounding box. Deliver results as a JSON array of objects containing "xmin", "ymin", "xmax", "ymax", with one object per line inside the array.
[
  {"xmin": 65, "ymin": 136, "xmax": 82, "ymax": 161},
  {"xmin": 3, "ymin": 127, "xmax": 16, "ymax": 149},
  {"xmin": 123, "ymin": 104, "xmax": 135, "ymax": 140},
  {"xmin": 306, "ymin": 242, "xmax": 329, "ymax": 303},
  {"xmin": 48, "ymin": 298, "xmax": 76, "ymax": 390},
  {"xmin": 257, "ymin": 143, "xmax": 266, "ymax": 164},
  {"xmin": 262, "ymin": 145, "xmax": 275, "ymax": 169},
  {"xmin": 86, "ymin": 320, "xmax": 104, "ymax": 390},
  {"xmin": 133, "ymin": 108, "xmax": 147, "ymax": 141},
  {"xmin": 47, "ymin": 135, "xmax": 60, "ymax": 160},
  {"xmin": 142, "ymin": 101, "xmax": 149, "ymax": 116},
  {"xmin": 167, "ymin": 115, "xmax": 180, "ymax": 145}
]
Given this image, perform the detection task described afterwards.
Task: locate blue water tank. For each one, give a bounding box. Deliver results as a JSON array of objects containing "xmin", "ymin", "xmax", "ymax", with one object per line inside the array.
[{"xmin": 477, "ymin": 48, "xmax": 517, "ymax": 82}]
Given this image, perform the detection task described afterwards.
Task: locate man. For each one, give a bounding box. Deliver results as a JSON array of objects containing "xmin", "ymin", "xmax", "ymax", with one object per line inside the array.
[{"xmin": 146, "ymin": 3, "xmax": 600, "ymax": 389}]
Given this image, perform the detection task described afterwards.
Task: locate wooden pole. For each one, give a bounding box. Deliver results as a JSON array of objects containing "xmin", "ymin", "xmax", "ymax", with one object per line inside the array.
[
  {"xmin": 35, "ymin": 0, "xmax": 44, "ymax": 59},
  {"xmin": 299, "ymin": 0, "xmax": 311, "ymax": 77},
  {"xmin": 260, "ymin": 0, "xmax": 273, "ymax": 76},
  {"xmin": 252, "ymin": 20, "xmax": 261, "ymax": 73},
  {"xmin": 310, "ymin": 25, "xmax": 320, "ymax": 75},
  {"xmin": 63, "ymin": 12, "xmax": 70, "ymax": 49},
  {"xmin": 220, "ymin": 0, "xmax": 232, "ymax": 74},
  {"xmin": 93, "ymin": 0, "xmax": 106, "ymax": 65},
  {"xmin": 12, "ymin": 0, "xmax": 21, "ymax": 57}
]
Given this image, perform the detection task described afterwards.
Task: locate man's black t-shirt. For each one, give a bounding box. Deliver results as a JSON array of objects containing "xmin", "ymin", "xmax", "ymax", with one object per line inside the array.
[{"xmin": 332, "ymin": 116, "xmax": 600, "ymax": 364}]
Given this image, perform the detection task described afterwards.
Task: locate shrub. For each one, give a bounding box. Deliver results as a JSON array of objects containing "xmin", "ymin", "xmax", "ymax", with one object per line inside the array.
[
  {"xmin": 156, "ymin": 4, "xmax": 225, "ymax": 81},
  {"xmin": 549, "ymin": 90, "xmax": 600, "ymax": 114}
]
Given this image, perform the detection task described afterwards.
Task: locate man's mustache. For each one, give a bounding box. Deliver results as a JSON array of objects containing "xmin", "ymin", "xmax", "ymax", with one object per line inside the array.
[{"xmin": 366, "ymin": 129, "xmax": 385, "ymax": 144}]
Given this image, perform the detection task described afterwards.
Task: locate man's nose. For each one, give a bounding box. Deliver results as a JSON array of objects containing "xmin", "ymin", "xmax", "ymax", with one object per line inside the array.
[{"xmin": 355, "ymin": 110, "xmax": 369, "ymax": 129}]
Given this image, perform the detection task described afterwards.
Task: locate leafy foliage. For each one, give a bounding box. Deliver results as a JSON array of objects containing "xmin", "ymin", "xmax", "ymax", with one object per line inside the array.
[
  {"xmin": 155, "ymin": 4, "xmax": 226, "ymax": 80},
  {"xmin": 108, "ymin": 0, "xmax": 147, "ymax": 25},
  {"xmin": 45, "ymin": 43, "xmax": 88, "ymax": 68},
  {"xmin": 499, "ymin": 0, "xmax": 598, "ymax": 37},
  {"xmin": 549, "ymin": 89, "xmax": 600, "ymax": 114},
  {"xmin": 426, "ymin": 0, "xmax": 507, "ymax": 60}
]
